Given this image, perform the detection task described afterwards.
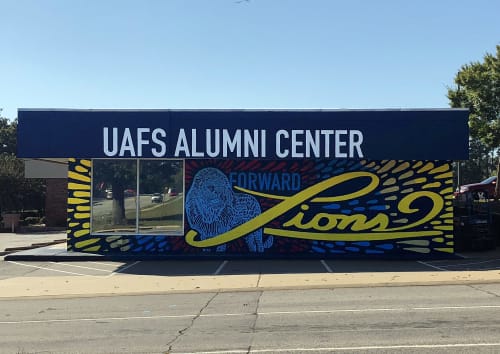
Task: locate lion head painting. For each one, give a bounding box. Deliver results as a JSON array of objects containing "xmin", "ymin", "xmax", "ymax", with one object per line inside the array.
[{"xmin": 185, "ymin": 167, "xmax": 273, "ymax": 253}]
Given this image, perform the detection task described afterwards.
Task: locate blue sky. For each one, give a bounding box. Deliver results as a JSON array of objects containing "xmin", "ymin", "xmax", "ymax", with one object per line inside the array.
[{"xmin": 0, "ymin": 0, "xmax": 498, "ymax": 119}]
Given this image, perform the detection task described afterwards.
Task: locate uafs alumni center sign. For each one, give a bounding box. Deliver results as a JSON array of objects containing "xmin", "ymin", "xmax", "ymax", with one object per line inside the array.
[{"xmin": 17, "ymin": 109, "xmax": 469, "ymax": 258}]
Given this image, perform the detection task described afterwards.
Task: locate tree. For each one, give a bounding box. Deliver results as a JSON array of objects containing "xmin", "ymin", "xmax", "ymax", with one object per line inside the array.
[
  {"xmin": 0, "ymin": 114, "xmax": 17, "ymax": 155},
  {"xmin": 448, "ymin": 45, "xmax": 500, "ymax": 197},
  {"xmin": 0, "ymin": 111, "xmax": 45, "ymax": 215}
]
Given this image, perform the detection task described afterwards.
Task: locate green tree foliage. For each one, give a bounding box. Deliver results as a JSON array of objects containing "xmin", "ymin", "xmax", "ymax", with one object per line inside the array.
[
  {"xmin": 0, "ymin": 114, "xmax": 17, "ymax": 155},
  {"xmin": 0, "ymin": 111, "xmax": 45, "ymax": 214},
  {"xmin": 448, "ymin": 45, "xmax": 500, "ymax": 194}
]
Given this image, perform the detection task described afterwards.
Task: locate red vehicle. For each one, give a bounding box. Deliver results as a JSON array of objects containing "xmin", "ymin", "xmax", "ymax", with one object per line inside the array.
[{"xmin": 454, "ymin": 176, "xmax": 497, "ymax": 199}]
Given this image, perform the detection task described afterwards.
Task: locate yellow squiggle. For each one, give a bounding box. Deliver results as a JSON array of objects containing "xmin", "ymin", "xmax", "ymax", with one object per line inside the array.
[{"xmin": 186, "ymin": 172, "xmax": 379, "ymax": 247}]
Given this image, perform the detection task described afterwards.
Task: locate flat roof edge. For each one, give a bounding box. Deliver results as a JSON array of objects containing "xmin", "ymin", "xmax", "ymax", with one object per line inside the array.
[{"xmin": 18, "ymin": 108, "xmax": 469, "ymax": 113}]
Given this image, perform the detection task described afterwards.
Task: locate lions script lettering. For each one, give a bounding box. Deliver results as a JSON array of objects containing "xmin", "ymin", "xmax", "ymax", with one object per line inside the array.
[{"xmin": 185, "ymin": 171, "xmax": 444, "ymax": 247}]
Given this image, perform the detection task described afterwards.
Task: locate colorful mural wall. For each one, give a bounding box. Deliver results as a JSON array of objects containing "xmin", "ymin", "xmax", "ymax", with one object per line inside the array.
[{"xmin": 67, "ymin": 158, "xmax": 454, "ymax": 258}]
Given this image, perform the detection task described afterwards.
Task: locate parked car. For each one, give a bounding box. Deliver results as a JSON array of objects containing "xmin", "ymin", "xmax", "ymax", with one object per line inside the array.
[
  {"xmin": 151, "ymin": 193, "xmax": 163, "ymax": 203},
  {"xmin": 454, "ymin": 176, "xmax": 497, "ymax": 200},
  {"xmin": 124, "ymin": 189, "xmax": 136, "ymax": 197},
  {"xmin": 167, "ymin": 188, "xmax": 178, "ymax": 197}
]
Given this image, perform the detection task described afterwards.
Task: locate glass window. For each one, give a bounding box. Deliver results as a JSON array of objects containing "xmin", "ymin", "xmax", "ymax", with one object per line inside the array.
[
  {"xmin": 91, "ymin": 159, "xmax": 184, "ymax": 235},
  {"xmin": 91, "ymin": 159, "xmax": 137, "ymax": 234},
  {"xmin": 139, "ymin": 160, "xmax": 184, "ymax": 234}
]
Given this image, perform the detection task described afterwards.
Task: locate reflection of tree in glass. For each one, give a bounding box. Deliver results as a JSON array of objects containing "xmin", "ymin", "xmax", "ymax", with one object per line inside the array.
[
  {"xmin": 140, "ymin": 160, "xmax": 183, "ymax": 194},
  {"xmin": 93, "ymin": 160, "xmax": 136, "ymax": 225}
]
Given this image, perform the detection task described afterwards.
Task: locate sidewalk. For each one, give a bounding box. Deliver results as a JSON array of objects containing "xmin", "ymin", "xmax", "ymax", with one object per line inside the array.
[{"xmin": 0, "ymin": 231, "xmax": 66, "ymax": 258}]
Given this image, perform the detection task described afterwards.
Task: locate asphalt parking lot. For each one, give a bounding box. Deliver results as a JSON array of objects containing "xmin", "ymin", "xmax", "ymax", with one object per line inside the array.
[{"xmin": 3, "ymin": 252, "xmax": 500, "ymax": 279}]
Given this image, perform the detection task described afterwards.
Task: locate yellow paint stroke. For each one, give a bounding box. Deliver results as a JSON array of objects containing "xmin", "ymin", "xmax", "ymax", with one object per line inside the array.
[
  {"xmin": 75, "ymin": 238, "xmax": 99, "ymax": 249},
  {"xmin": 445, "ymin": 234, "xmax": 453, "ymax": 238},
  {"xmin": 385, "ymin": 196, "xmax": 398, "ymax": 201},
  {"xmin": 435, "ymin": 248, "xmax": 453, "ymax": 253},
  {"xmin": 398, "ymin": 170, "xmax": 414, "ymax": 180},
  {"xmin": 67, "ymin": 208, "xmax": 74, "ymax": 213},
  {"xmin": 69, "ymin": 158, "xmax": 76, "ymax": 162},
  {"xmin": 446, "ymin": 241, "xmax": 454, "ymax": 246},
  {"xmin": 121, "ymin": 245, "xmax": 131, "ymax": 252},
  {"xmin": 379, "ymin": 186, "xmax": 399, "ymax": 195},
  {"xmin": 263, "ymin": 229, "xmax": 442, "ymax": 242},
  {"xmin": 432, "ymin": 237, "xmax": 445, "ymax": 243},
  {"xmin": 430, "ymin": 164, "xmax": 450, "ymax": 174},
  {"xmin": 431, "ymin": 221, "xmax": 442, "ymax": 225},
  {"xmin": 83, "ymin": 246, "xmax": 101, "ymax": 252},
  {"xmin": 74, "ymin": 229, "xmax": 90, "ymax": 237},
  {"xmin": 110, "ymin": 240, "xmax": 122, "ymax": 248},
  {"xmin": 403, "ymin": 177, "xmax": 427, "ymax": 186},
  {"xmin": 75, "ymin": 165, "xmax": 89, "ymax": 174},
  {"xmin": 392, "ymin": 162, "xmax": 410, "ymax": 173},
  {"xmin": 393, "ymin": 218, "xmax": 409, "ymax": 224},
  {"xmin": 235, "ymin": 171, "xmax": 380, "ymax": 203},
  {"xmin": 434, "ymin": 225, "xmax": 453, "ymax": 231},
  {"xmin": 106, "ymin": 236, "xmax": 122, "ymax": 242},
  {"xmin": 435, "ymin": 172, "xmax": 453, "ymax": 179},
  {"xmin": 80, "ymin": 160, "xmax": 91, "ymax": 167},
  {"xmin": 68, "ymin": 198, "xmax": 89, "ymax": 205},
  {"xmin": 417, "ymin": 162, "xmax": 434, "ymax": 173},
  {"xmin": 398, "ymin": 240, "xmax": 430, "ymax": 246},
  {"xmin": 365, "ymin": 162, "xmax": 376, "ymax": 168},
  {"xmin": 423, "ymin": 182, "xmax": 441, "ymax": 189},
  {"xmin": 68, "ymin": 171, "xmax": 90, "ymax": 183},
  {"xmin": 412, "ymin": 161, "xmax": 424, "ymax": 169},
  {"xmin": 73, "ymin": 191, "xmax": 91, "ymax": 198},
  {"xmin": 445, "ymin": 206, "xmax": 453, "ymax": 212},
  {"xmin": 401, "ymin": 188, "xmax": 414, "ymax": 194},
  {"xmin": 69, "ymin": 222, "xmax": 80, "ymax": 227},
  {"xmin": 383, "ymin": 178, "xmax": 397, "ymax": 186},
  {"xmin": 404, "ymin": 247, "xmax": 430, "ymax": 253},
  {"xmin": 74, "ymin": 213, "xmax": 91, "ymax": 219},
  {"xmin": 83, "ymin": 222, "xmax": 90, "ymax": 229},
  {"xmin": 440, "ymin": 187, "xmax": 453, "ymax": 195},
  {"xmin": 377, "ymin": 160, "xmax": 396, "ymax": 174},
  {"xmin": 68, "ymin": 182, "xmax": 90, "ymax": 191},
  {"xmin": 439, "ymin": 213, "xmax": 453, "ymax": 219},
  {"xmin": 445, "ymin": 179, "xmax": 453, "ymax": 184},
  {"xmin": 76, "ymin": 205, "xmax": 91, "ymax": 211}
]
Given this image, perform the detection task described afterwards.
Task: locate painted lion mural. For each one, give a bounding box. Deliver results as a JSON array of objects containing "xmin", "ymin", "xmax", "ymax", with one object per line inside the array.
[{"xmin": 185, "ymin": 167, "xmax": 273, "ymax": 252}]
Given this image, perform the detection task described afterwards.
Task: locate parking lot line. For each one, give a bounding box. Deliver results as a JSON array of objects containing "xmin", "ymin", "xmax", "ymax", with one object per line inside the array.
[
  {"xmin": 88, "ymin": 261, "xmax": 124, "ymax": 267},
  {"xmin": 417, "ymin": 260, "xmax": 447, "ymax": 271},
  {"xmin": 7, "ymin": 261, "xmax": 92, "ymax": 276},
  {"xmin": 214, "ymin": 260, "xmax": 228, "ymax": 275},
  {"xmin": 107, "ymin": 261, "xmax": 141, "ymax": 277},
  {"xmin": 320, "ymin": 260, "xmax": 333, "ymax": 273},
  {"xmin": 49, "ymin": 262, "xmax": 113, "ymax": 273}
]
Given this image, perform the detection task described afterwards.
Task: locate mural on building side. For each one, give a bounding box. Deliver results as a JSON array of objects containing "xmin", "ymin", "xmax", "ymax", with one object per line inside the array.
[{"xmin": 67, "ymin": 158, "xmax": 454, "ymax": 258}]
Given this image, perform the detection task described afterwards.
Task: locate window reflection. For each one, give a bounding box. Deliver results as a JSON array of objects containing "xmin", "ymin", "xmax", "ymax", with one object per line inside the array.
[
  {"xmin": 91, "ymin": 159, "xmax": 137, "ymax": 233},
  {"xmin": 139, "ymin": 160, "xmax": 184, "ymax": 234},
  {"xmin": 91, "ymin": 159, "xmax": 184, "ymax": 235}
]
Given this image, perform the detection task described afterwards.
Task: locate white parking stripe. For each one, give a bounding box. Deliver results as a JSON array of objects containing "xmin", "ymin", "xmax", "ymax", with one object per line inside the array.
[
  {"xmin": 320, "ymin": 260, "xmax": 333, "ymax": 273},
  {"xmin": 417, "ymin": 260, "xmax": 447, "ymax": 271},
  {"xmin": 107, "ymin": 261, "xmax": 140, "ymax": 277},
  {"xmin": 88, "ymin": 261, "xmax": 125, "ymax": 267},
  {"xmin": 7, "ymin": 261, "xmax": 92, "ymax": 276},
  {"xmin": 214, "ymin": 260, "xmax": 228, "ymax": 275},
  {"xmin": 49, "ymin": 262, "xmax": 112, "ymax": 273}
]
